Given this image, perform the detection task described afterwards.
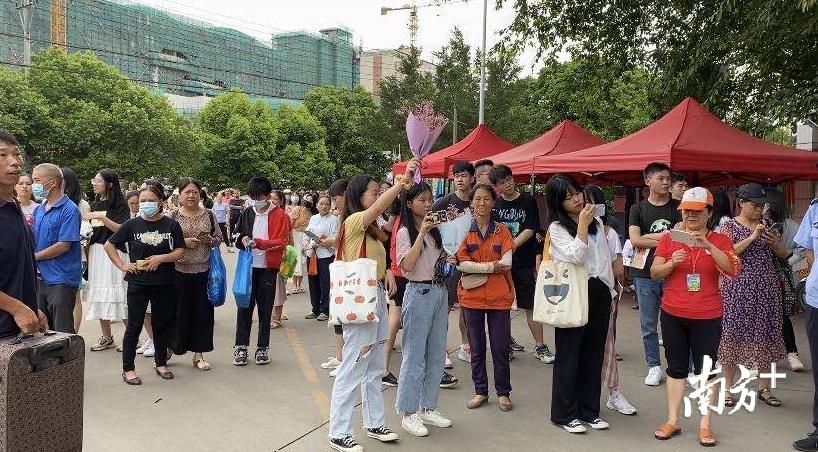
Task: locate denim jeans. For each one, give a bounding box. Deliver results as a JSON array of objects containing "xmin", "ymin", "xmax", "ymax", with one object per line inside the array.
[
  {"xmin": 634, "ymin": 277, "xmax": 663, "ymax": 368},
  {"xmin": 396, "ymin": 282, "xmax": 449, "ymax": 413},
  {"xmin": 329, "ymin": 286, "xmax": 389, "ymax": 439}
]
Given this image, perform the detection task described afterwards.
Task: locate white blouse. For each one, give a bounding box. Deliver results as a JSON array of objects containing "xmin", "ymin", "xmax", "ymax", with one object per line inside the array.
[{"xmin": 548, "ymin": 220, "xmax": 616, "ymax": 297}]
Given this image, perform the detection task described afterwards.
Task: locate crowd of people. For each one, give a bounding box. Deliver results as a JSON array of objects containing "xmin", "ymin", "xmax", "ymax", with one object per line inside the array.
[{"xmin": 0, "ymin": 127, "xmax": 817, "ymax": 452}]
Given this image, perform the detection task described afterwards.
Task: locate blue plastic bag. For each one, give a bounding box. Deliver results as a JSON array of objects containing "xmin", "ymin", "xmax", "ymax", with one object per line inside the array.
[
  {"xmin": 207, "ymin": 246, "xmax": 227, "ymax": 307},
  {"xmin": 232, "ymin": 249, "xmax": 253, "ymax": 309}
]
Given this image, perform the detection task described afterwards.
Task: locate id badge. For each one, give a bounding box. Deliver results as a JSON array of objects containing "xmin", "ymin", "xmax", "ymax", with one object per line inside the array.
[{"xmin": 686, "ymin": 273, "xmax": 701, "ymax": 292}]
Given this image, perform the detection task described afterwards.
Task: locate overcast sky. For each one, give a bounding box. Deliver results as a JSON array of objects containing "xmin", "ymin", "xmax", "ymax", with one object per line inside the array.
[{"xmin": 133, "ymin": 0, "xmax": 541, "ymax": 76}]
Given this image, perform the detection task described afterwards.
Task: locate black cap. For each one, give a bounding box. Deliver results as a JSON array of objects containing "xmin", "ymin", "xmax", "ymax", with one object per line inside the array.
[{"xmin": 737, "ymin": 183, "xmax": 771, "ymax": 204}]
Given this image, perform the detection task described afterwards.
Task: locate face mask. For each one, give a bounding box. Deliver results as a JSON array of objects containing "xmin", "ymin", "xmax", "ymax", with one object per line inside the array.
[
  {"xmin": 139, "ymin": 201, "xmax": 160, "ymax": 218},
  {"xmin": 31, "ymin": 182, "xmax": 50, "ymax": 200},
  {"xmin": 291, "ymin": 195, "xmax": 299, "ymax": 204},
  {"xmin": 254, "ymin": 199, "xmax": 268, "ymax": 210}
]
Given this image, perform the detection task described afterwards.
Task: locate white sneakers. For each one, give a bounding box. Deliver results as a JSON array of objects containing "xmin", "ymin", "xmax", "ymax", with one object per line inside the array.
[
  {"xmin": 401, "ymin": 413, "xmax": 428, "ymax": 437},
  {"xmin": 141, "ymin": 339, "xmax": 155, "ymax": 357},
  {"xmin": 321, "ymin": 356, "xmax": 341, "ymax": 369},
  {"xmin": 645, "ymin": 366, "xmax": 665, "ymax": 386},
  {"xmin": 329, "ymin": 367, "xmax": 340, "ymax": 377},
  {"xmin": 585, "ymin": 418, "xmax": 609, "ymax": 430},
  {"xmin": 788, "ymin": 352, "xmax": 805, "ymax": 372},
  {"xmin": 444, "ymin": 355, "xmax": 453, "ymax": 369},
  {"xmin": 419, "ymin": 410, "xmax": 452, "ymax": 428},
  {"xmin": 562, "ymin": 419, "xmax": 587, "ymax": 434},
  {"xmin": 606, "ymin": 390, "xmax": 637, "ymax": 415},
  {"xmin": 457, "ymin": 344, "xmax": 471, "ymax": 363}
]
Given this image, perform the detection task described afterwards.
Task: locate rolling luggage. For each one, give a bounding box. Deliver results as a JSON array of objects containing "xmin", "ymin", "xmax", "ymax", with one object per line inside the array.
[{"xmin": 0, "ymin": 332, "xmax": 84, "ymax": 452}]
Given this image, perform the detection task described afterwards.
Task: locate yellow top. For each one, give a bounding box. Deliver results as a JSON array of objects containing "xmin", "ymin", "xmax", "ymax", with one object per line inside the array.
[{"xmin": 342, "ymin": 212, "xmax": 386, "ymax": 280}]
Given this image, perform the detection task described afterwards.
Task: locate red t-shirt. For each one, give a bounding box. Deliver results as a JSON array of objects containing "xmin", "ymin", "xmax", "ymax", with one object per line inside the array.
[{"xmin": 655, "ymin": 231, "xmax": 736, "ymax": 320}]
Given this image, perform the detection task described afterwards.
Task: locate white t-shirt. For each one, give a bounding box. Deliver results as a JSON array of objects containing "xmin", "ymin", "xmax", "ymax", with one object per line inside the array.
[
  {"xmin": 548, "ymin": 220, "xmax": 616, "ymax": 297},
  {"xmin": 251, "ymin": 205, "xmax": 272, "ymax": 268},
  {"xmin": 605, "ymin": 226, "xmax": 622, "ymax": 260}
]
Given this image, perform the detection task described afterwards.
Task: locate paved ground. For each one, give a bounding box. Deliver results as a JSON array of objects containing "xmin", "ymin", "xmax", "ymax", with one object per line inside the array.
[{"xmin": 79, "ymin": 248, "xmax": 814, "ymax": 452}]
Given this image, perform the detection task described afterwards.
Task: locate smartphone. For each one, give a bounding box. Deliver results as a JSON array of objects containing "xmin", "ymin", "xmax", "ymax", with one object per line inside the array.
[
  {"xmin": 196, "ymin": 230, "xmax": 211, "ymax": 242},
  {"xmin": 428, "ymin": 212, "xmax": 443, "ymax": 225},
  {"xmin": 594, "ymin": 204, "xmax": 606, "ymax": 218}
]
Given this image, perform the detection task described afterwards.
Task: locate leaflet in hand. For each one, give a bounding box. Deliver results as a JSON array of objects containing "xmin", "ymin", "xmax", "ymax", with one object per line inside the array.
[{"xmin": 669, "ymin": 229, "xmax": 697, "ymax": 247}]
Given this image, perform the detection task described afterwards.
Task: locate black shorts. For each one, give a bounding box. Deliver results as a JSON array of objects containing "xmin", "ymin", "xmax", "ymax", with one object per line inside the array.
[
  {"xmin": 512, "ymin": 266, "xmax": 536, "ymax": 310},
  {"xmin": 660, "ymin": 310, "xmax": 722, "ymax": 379},
  {"xmin": 392, "ymin": 276, "xmax": 409, "ymax": 307},
  {"xmin": 445, "ymin": 267, "xmax": 461, "ymax": 308}
]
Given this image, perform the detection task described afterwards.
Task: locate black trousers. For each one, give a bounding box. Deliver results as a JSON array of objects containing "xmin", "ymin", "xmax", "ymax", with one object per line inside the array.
[
  {"xmin": 783, "ymin": 315, "xmax": 799, "ymax": 354},
  {"xmin": 551, "ymin": 277, "xmax": 611, "ymax": 425},
  {"xmin": 308, "ymin": 256, "xmax": 333, "ymax": 316},
  {"xmin": 660, "ymin": 310, "xmax": 722, "ymax": 379},
  {"xmin": 218, "ymin": 223, "xmax": 229, "ymax": 247},
  {"xmin": 806, "ymin": 305, "xmax": 818, "ymax": 427},
  {"xmin": 123, "ymin": 283, "xmax": 174, "ymax": 372},
  {"xmin": 172, "ymin": 271, "xmax": 214, "ymax": 354},
  {"xmin": 463, "ymin": 307, "xmax": 511, "ymax": 397},
  {"xmin": 235, "ymin": 267, "xmax": 277, "ymax": 348},
  {"xmin": 37, "ymin": 282, "xmax": 77, "ymax": 334}
]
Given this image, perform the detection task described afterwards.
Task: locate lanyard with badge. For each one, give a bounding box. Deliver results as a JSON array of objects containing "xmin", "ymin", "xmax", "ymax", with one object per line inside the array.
[{"xmin": 686, "ymin": 244, "xmax": 705, "ymax": 292}]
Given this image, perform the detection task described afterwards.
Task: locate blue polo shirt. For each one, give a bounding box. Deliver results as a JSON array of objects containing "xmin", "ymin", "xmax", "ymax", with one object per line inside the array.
[
  {"xmin": 32, "ymin": 195, "xmax": 82, "ymax": 288},
  {"xmin": 795, "ymin": 200, "xmax": 818, "ymax": 309},
  {"xmin": 0, "ymin": 199, "xmax": 38, "ymax": 338}
]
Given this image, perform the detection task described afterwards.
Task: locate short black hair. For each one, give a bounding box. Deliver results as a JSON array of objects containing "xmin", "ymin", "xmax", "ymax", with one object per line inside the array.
[
  {"xmin": 0, "ymin": 130, "xmax": 19, "ymax": 148},
  {"xmin": 451, "ymin": 161, "xmax": 475, "ymax": 177},
  {"xmin": 643, "ymin": 162, "xmax": 672, "ymax": 180},
  {"xmin": 671, "ymin": 172, "xmax": 687, "ymax": 184},
  {"xmin": 328, "ymin": 178, "xmax": 348, "ymax": 197},
  {"xmin": 489, "ymin": 164, "xmax": 513, "ymax": 185},
  {"xmin": 474, "ymin": 159, "xmax": 494, "ymax": 170},
  {"xmin": 247, "ymin": 177, "xmax": 273, "ymax": 198}
]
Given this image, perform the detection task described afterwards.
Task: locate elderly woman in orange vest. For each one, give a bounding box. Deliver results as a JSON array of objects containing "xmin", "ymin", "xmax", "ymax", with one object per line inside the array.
[{"xmin": 454, "ymin": 183, "xmax": 515, "ymax": 412}]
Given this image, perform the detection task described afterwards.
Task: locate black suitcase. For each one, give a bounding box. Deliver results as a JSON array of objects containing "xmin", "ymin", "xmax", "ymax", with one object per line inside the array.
[{"xmin": 0, "ymin": 332, "xmax": 84, "ymax": 452}]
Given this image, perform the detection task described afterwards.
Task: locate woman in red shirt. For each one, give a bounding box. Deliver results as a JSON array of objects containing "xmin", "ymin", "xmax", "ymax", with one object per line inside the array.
[{"xmin": 650, "ymin": 187, "xmax": 739, "ymax": 447}]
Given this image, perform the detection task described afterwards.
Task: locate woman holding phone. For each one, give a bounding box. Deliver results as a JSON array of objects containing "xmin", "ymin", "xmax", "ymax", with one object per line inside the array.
[{"xmin": 105, "ymin": 183, "xmax": 185, "ymax": 385}]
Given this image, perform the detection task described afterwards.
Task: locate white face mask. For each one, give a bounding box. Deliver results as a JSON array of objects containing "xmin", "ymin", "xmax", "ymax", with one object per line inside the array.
[
  {"xmin": 291, "ymin": 195, "xmax": 299, "ymax": 204},
  {"xmin": 254, "ymin": 199, "xmax": 268, "ymax": 210}
]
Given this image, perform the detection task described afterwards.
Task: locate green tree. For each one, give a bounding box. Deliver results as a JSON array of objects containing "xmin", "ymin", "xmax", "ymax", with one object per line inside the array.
[
  {"xmin": 274, "ymin": 105, "xmax": 335, "ymax": 190},
  {"xmin": 303, "ymin": 86, "xmax": 389, "ymax": 179},
  {"xmin": 0, "ymin": 68, "xmax": 50, "ymax": 164},
  {"xmin": 378, "ymin": 46, "xmax": 439, "ymax": 161},
  {"xmin": 21, "ymin": 48, "xmax": 204, "ymax": 184},
  {"xmin": 500, "ymin": 0, "xmax": 818, "ymax": 134},
  {"xmin": 196, "ymin": 90, "xmax": 280, "ymax": 189},
  {"xmin": 433, "ymin": 28, "xmax": 478, "ymax": 145}
]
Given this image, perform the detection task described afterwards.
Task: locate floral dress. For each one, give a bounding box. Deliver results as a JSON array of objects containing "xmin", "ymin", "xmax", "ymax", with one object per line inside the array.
[{"xmin": 717, "ymin": 219, "xmax": 786, "ymax": 369}]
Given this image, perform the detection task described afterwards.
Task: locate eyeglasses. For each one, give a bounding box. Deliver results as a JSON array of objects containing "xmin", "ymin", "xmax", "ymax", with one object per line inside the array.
[{"xmin": 90, "ymin": 179, "xmax": 103, "ymax": 185}]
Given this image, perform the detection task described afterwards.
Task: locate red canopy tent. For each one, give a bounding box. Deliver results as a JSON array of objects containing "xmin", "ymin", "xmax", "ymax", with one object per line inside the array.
[
  {"xmin": 531, "ymin": 97, "xmax": 818, "ymax": 186},
  {"xmin": 392, "ymin": 124, "xmax": 514, "ymax": 178},
  {"xmin": 492, "ymin": 120, "xmax": 606, "ymax": 180}
]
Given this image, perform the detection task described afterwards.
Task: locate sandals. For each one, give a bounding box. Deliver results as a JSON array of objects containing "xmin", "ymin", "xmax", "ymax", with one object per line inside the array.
[
  {"xmin": 155, "ymin": 367, "xmax": 175, "ymax": 380},
  {"xmin": 193, "ymin": 358, "xmax": 211, "ymax": 371},
  {"xmin": 758, "ymin": 388, "xmax": 782, "ymax": 407},
  {"xmin": 699, "ymin": 427, "xmax": 717, "ymax": 447},
  {"xmin": 121, "ymin": 372, "xmax": 142, "ymax": 386},
  {"xmin": 654, "ymin": 423, "xmax": 681, "ymax": 440},
  {"xmin": 270, "ymin": 320, "xmax": 283, "ymax": 329}
]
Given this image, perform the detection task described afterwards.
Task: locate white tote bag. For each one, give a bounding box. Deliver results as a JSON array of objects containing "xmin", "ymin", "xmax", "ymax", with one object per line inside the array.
[
  {"xmin": 533, "ymin": 229, "xmax": 589, "ymax": 328},
  {"xmin": 328, "ymin": 225, "xmax": 380, "ymax": 326}
]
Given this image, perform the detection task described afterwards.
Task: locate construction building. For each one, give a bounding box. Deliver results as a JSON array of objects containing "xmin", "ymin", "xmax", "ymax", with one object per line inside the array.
[
  {"xmin": 0, "ymin": 0, "xmax": 360, "ymax": 114},
  {"xmin": 359, "ymin": 45, "xmax": 436, "ymax": 99}
]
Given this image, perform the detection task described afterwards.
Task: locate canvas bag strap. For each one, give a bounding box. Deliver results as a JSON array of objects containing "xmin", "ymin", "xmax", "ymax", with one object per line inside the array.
[{"xmin": 334, "ymin": 222, "xmax": 369, "ymax": 260}]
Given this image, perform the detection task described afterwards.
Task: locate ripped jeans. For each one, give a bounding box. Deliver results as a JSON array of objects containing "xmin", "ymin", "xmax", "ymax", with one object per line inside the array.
[{"xmin": 328, "ymin": 285, "xmax": 389, "ymax": 439}]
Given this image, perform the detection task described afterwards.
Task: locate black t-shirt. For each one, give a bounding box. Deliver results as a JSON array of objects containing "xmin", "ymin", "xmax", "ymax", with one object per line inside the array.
[
  {"xmin": 433, "ymin": 192, "xmax": 471, "ymax": 218},
  {"xmin": 628, "ymin": 198, "xmax": 682, "ymax": 279},
  {"xmin": 493, "ymin": 192, "xmax": 540, "ymax": 268},
  {"xmin": 0, "ymin": 200, "xmax": 38, "ymax": 338},
  {"xmin": 88, "ymin": 199, "xmax": 131, "ymax": 247},
  {"xmin": 108, "ymin": 216, "xmax": 185, "ymax": 286}
]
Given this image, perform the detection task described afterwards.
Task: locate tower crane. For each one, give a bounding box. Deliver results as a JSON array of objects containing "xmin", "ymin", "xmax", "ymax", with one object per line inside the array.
[{"xmin": 380, "ymin": 0, "xmax": 466, "ymax": 49}]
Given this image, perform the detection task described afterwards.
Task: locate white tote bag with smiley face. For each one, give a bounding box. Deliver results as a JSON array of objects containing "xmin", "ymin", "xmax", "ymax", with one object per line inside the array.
[{"xmin": 533, "ymin": 230, "xmax": 589, "ymax": 328}]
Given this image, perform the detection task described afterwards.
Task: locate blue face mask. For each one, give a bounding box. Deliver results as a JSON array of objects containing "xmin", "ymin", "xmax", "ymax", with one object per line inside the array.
[
  {"xmin": 254, "ymin": 199, "xmax": 269, "ymax": 210},
  {"xmin": 31, "ymin": 182, "xmax": 49, "ymax": 200},
  {"xmin": 139, "ymin": 201, "xmax": 160, "ymax": 218}
]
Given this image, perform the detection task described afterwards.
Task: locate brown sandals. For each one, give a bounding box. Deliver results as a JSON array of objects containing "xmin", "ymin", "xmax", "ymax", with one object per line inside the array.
[
  {"xmin": 699, "ymin": 428, "xmax": 717, "ymax": 447},
  {"xmin": 654, "ymin": 423, "xmax": 681, "ymax": 440}
]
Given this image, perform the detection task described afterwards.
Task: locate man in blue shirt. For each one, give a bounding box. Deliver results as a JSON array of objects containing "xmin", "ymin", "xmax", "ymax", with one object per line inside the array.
[
  {"xmin": 0, "ymin": 130, "xmax": 47, "ymax": 338},
  {"xmin": 795, "ymin": 198, "xmax": 818, "ymax": 452},
  {"xmin": 32, "ymin": 163, "xmax": 82, "ymax": 333}
]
